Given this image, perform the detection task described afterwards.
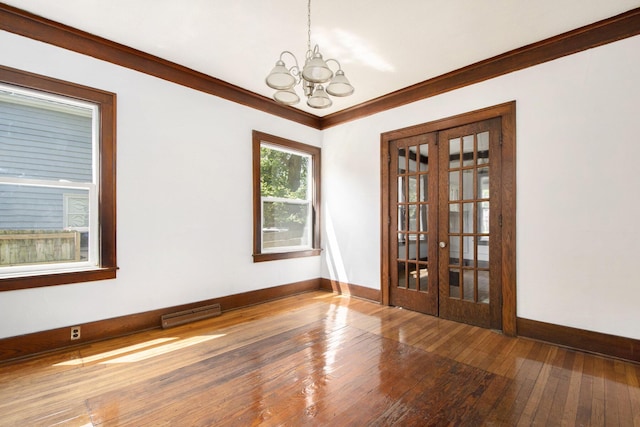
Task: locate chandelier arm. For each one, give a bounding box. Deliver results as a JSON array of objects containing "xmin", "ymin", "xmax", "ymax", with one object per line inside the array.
[
  {"xmin": 279, "ymin": 51, "xmax": 302, "ymax": 83},
  {"xmin": 324, "ymin": 58, "xmax": 343, "ymax": 72},
  {"xmin": 305, "ymin": 44, "xmax": 320, "ymax": 61}
]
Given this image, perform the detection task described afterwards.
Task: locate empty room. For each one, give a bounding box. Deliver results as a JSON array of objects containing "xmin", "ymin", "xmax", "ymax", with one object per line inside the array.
[{"xmin": 1, "ymin": 1, "xmax": 639, "ymax": 425}]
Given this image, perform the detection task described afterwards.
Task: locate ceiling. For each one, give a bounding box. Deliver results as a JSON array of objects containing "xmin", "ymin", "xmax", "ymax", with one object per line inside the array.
[{"xmin": 3, "ymin": 0, "xmax": 640, "ymax": 116}]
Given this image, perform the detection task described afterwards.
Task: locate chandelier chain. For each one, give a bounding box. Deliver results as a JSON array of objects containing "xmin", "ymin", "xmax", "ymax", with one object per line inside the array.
[{"xmin": 307, "ymin": 0, "xmax": 311, "ymax": 53}]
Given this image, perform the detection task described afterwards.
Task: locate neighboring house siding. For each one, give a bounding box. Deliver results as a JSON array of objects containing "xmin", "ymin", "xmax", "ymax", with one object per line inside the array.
[
  {"xmin": 0, "ymin": 98, "xmax": 92, "ymax": 230},
  {"xmin": 0, "ymin": 186, "xmax": 80, "ymax": 230}
]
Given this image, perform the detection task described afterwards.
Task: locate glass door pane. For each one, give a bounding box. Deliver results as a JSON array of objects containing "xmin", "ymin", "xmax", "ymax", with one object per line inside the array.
[
  {"xmin": 444, "ymin": 130, "xmax": 492, "ymax": 305},
  {"xmin": 389, "ymin": 133, "xmax": 437, "ymax": 315}
]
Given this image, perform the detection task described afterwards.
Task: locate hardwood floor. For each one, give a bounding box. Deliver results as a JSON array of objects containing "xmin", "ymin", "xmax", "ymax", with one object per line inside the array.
[{"xmin": 1, "ymin": 291, "xmax": 639, "ymax": 426}]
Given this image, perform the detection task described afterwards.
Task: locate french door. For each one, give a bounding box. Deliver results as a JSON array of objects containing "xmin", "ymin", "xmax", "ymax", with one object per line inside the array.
[
  {"xmin": 389, "ymin": 132, "xmax": 438, "ymax": 315},
  {"xmin": 386, "ymin": 116, "xmax": 503, "ymax": 329}
]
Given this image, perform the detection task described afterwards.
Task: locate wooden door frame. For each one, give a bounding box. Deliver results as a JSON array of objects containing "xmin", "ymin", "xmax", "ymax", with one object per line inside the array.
[{"xmin": 381, "ymin": 101, "xmax": 517, "ymax": 336}]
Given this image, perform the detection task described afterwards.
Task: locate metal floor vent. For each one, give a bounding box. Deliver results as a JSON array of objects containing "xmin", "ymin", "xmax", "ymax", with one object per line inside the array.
[{"xmin": 161, "ymin": 303, "xmax": 221, "ymax": 329}]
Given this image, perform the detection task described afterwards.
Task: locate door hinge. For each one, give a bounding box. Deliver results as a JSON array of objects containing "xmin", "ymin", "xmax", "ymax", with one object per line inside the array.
[
  {"xmin": 499, "ymin": 214, "xmax": 503, "ymax": 227},
  {"xmin": 499, "ymin": 134, "xmax": 503, "ymax": 146},
  {"xmin": 388, "ymin": 154, "xmax": 391, "ymax": 164}
]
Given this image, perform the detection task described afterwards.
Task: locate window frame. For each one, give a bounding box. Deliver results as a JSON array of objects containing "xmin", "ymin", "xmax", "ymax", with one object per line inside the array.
[
  {"xmin": 252, "ymin": 130, "xmax": 321, "ymax": 262},
  {"xmin": 0, "ymin": 65, "xmax": 117, "ymax": 291}
]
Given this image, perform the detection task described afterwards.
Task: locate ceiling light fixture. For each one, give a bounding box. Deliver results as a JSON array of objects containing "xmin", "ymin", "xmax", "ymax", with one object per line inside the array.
[{"xmin": 265, "ymin": 0, "xmax": 354, "ymax": 109}]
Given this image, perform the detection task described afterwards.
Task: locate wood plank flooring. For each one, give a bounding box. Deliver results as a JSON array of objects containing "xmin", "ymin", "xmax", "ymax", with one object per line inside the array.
[{"xmin": 1, "ymin": 291, "xmax": 639, "ymax": 426}]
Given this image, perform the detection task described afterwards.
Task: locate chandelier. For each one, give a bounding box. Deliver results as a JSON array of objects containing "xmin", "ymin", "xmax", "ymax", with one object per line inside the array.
[{"xmin": 265, "ymin": 0, "xmax": 354, "ymax": 109}]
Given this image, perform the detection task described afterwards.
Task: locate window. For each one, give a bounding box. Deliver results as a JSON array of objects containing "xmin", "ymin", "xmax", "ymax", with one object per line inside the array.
[
  {"xmin": 0, "ymin": 66, "xmax": 116, "ymax": 291},
  {"xmin": 252, "ymin": 131, "xmax": 321, "ymax": 262}
]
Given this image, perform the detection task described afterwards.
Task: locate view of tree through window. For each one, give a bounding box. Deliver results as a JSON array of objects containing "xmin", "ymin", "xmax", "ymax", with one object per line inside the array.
[
  {"xmin": 260, "ymin": 146, "xmax": 308, "ymax": 200},
  {"xmin": 260, "ymin": 144, "xmax": 312, "ymax": 251},
  {"xmin": 252, "ymin": 131, "xmax": 320, "ymax": 262}
]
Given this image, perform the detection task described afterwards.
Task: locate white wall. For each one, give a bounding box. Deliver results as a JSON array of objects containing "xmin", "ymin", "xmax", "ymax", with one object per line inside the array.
[
  {"xmin": 0, "ymin": 31, "xmax": 322, "ymax": 339},
  {"xmin": 2, "ymin": 29, "xmax": 639, "ymax": 342},
  {"xmin": 322, "ymin": 35, "xmax": 640, "ymax": 340}
]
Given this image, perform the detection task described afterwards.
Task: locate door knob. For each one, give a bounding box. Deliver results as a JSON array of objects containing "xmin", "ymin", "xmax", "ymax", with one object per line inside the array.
[{"xmin": 439, "ymin": 241, "xmax": 447, "ymax": 248}]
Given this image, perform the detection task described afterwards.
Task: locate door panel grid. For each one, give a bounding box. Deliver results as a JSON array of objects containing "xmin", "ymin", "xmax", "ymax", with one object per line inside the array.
[
  {"xmin": 446, "ymin": 131, "xmax": 491, "ymax": 304},
  {"xmin": 390, "ymin": 133, "xmax": 437, "ymax": 315},
  {"xmin": 438, "ymin": 118, "xmax": 502, "ymax": 329}
]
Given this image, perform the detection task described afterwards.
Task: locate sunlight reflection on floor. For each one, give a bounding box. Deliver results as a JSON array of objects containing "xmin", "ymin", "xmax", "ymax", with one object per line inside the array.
[
  {"xmin": 102, "ymin": 334, "xmax": 225, "ymax": 364},
  {"xmin": 53, "ymin": 334, "xmax": 225, "ymax": 366}
]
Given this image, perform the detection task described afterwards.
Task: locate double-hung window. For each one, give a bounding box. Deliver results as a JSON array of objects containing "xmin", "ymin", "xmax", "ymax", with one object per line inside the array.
[
  {"xmin": 0, "ymin": 66, "xmax": 116, "ymax": 291},
  {"xmin": 252, "ymin": 131, "xmax": 321, "ymax": 262}
]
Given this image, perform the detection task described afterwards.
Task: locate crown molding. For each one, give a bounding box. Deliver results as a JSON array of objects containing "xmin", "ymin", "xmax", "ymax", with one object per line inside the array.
[
  {"xmin": 1, "ymin": 3, "xmax": 639, "ymax": 130},
  {"xmin": 320, "ymin": 7, "xmax": 640, "ymax": 129},
  {"xmin": 0, "ymin": 2, "xmax": 322, "ymax": 129}
]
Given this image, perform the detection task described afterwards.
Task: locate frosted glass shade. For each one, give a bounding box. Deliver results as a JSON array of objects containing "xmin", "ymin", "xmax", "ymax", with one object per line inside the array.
[
  {"xmin": 266, "ymin": 60, "xmax": 296, "ymax": 90},
  {"xmin": 273, "ymin": 88, "xmax": 300, "ymax": 105},
  {"xmin": 307, "ymin": 85, "xmax": 332, "ymax": 108},
  {"xmin": 302, "ymin": 53, "xmax": 333, "ymax": 83},
  {"xmin": 326, "ymin": 70, "xmax": 354, "ymax": 97}
]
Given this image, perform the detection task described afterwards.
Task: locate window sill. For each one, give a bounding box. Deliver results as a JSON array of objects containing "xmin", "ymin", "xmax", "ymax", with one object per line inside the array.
[
  {"xmin": 0, "ymin": 267, "xmax": 117, "ymax": 292},
  {"xmin": 253, "ymin": 248, "xmax": 322, "ymax": 263}
]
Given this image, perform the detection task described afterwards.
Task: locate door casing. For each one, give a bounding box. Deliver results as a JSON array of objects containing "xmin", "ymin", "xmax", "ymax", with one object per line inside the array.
[{"xmin": 380, "ymin": 101, "xmax": 517, "ymax": 336}]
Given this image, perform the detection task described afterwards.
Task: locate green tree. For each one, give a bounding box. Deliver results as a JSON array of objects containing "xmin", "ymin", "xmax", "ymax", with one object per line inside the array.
[
  {"xmin": 260, "ymin": 147, "xmax": 308, "ymax": 199},
  {"xmin": 260, "ymin": 147, "xmax": 309, "ymax": 229}
]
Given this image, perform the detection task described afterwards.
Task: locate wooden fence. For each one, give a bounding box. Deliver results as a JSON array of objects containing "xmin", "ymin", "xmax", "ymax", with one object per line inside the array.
[{"xmin": 0, "ymin": 230, "xmax": 81, "ymax": 266}]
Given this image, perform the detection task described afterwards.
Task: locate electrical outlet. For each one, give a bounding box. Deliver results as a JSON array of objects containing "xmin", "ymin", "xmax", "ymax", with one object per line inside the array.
[{"xmin": 70, "ymin": 326, "xmax": 81, "ymax": 340}]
